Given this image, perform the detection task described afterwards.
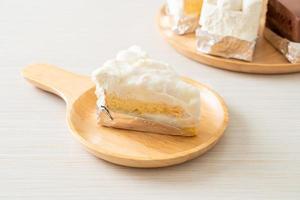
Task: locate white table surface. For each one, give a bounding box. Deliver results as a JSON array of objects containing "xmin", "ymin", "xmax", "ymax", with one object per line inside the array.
[{"xmin": 1, "ymin": 0, "xmax": 300, "ymax": 199}]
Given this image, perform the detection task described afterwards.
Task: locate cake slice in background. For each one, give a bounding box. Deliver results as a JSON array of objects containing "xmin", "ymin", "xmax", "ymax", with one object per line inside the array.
[
  {"xmin": 264, "ymin": 0, "xmax": 300, "ymax": 63},
  {"xmin": 196, "ymin": 0, "xmax": 265, "ymax": 61},
  {"xmin": 92, "ymin": 46, "xmax": 201, "ymax": 136},
  {"xmin": 166, "ymin": 0, "xmax": 204, "ymax": 34},
  {"xmin": 266, "ymin": 0, "xmax": 300, "ymax": 42}
]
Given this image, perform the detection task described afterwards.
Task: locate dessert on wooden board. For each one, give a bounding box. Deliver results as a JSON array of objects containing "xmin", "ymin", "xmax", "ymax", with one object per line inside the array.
[
  {"xmin": 264, "ymin": 0, "xmax": 300, "ymax": 63},
  {"xmin": 196, "ymin": 0, "xmax": 264, "ymax": 61},
  {"xmin": 92, "ymin": 46, "xmax": 201, "ymax": 136},
  {"xmin": 164, "ymin": 0, "xmax": 300, "ymax": 64}
]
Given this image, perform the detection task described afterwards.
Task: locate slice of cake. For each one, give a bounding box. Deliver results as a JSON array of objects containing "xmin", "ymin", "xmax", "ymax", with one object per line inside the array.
[
  {"xmin": 266, "ymin": 0, "xmax": 300, "ymax": 42},
  {"xmin": 264, "ymin": 0, "xmax": 300, "ymax": 63},
  {"xmin": 92, "ymin": 46, "xmax": 201, "ymax": 136},
  {"xmin": 196, "ymin": 0, "xmax": 264, "ymax": 61},
  {"xmin": 166, "ymin": 0, "xmax": 204, "ymax": 34}
]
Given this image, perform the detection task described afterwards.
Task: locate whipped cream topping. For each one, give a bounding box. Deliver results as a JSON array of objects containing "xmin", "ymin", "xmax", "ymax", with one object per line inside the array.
[
  {"xmin": 92, "ymin": 46, "xmax": 201, "ymax": 127},
  {"xmin": 200, "ymin": 0, "xmax": 263, "ymax": 41}
]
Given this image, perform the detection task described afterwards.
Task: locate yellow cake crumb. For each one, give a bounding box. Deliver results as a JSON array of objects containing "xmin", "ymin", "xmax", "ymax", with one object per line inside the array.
[
  {"xmin": 184, "ymin": 0, "xmax": 203, "ymax": 15},
  {"xmin": 105, "ymin": 93, "xmax": 184, "ymax": 118}
]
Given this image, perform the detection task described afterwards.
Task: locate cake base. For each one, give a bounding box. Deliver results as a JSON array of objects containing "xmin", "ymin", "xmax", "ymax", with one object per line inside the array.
[
  {"xmin": 158, "ymin": 5, "xmax": 300, "ymax": 74},
  {"xmin": 99, "ymin": 109, "xmax": 197, "ymax": 136}
]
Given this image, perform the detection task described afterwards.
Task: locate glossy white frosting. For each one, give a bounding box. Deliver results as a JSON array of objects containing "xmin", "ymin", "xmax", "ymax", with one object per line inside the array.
[{"xmin": 92, "ymin": 46, "xmax": 200, "ymax": 128}]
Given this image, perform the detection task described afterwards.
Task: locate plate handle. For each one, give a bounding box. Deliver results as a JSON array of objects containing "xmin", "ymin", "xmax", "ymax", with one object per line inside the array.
[{"xmin": 21, "ymin": 64, "xmax": 94, "ymax": 105}]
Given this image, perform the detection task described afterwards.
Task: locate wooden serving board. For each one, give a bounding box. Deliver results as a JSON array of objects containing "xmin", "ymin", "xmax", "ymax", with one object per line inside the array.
[
  {"xmin": 158, "ymin": 6, "xmax": 300, "ymax": 74},
  {"xmin": 22, "ymin": 64, "xmax": 229, "ymax": 168}
]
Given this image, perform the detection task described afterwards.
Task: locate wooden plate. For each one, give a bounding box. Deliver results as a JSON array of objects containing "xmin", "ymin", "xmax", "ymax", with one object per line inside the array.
[
  {"xmin": 23, "ymin": 64, "xmax": 228, "ymax": 168},
  {"xmin": 70, "ymin": 78, "xmax": 228, "ymax": 168},
  {"xmin": 158, "ymin": 6, "xmax": 300, "ymax": 74}
]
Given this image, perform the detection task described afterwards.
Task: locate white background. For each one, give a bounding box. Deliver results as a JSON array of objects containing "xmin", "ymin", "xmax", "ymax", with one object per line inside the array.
[{"xmin": 1, "ymin": 0, "xmax": 300, "ymax": 199}]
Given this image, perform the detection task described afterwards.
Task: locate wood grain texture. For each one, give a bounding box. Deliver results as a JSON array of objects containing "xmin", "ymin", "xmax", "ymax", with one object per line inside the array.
[
  {"xmin": 1, "ymin": 0, "xmax": 300, "ymax": 199},
  {"xmin": 22, "ymin": 64, "xmax": 228, "ymax": 168},
  {"xmin": 158, "ymin": 5, "xmax": 300, "ymax": 74}
]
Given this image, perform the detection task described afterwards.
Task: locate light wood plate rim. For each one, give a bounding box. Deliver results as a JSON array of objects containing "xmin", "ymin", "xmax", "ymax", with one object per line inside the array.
[{"xmin": 157, "ymin": 5, "xmax": 300, "ymax": 74}]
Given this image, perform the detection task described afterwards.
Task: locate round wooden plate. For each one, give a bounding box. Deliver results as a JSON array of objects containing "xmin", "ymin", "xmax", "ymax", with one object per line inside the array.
[
  {"xmin": 22, "ymin": 64, "xmax": 229, "ymax": 168},
  {"xmin": 70, "ymin": 77, "xmax": 228, "ymax": 168},
  {"xmin": 158, "ymin": 6, "xmax": 300, "ymax": 74}
]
